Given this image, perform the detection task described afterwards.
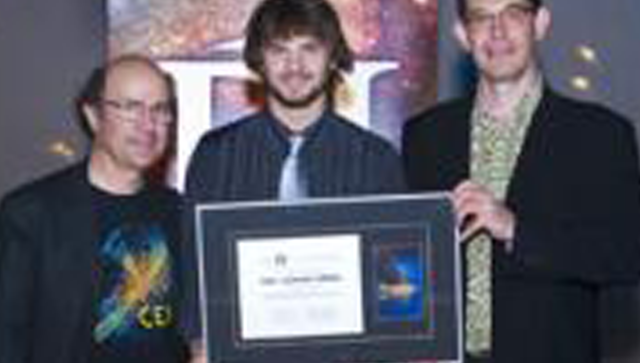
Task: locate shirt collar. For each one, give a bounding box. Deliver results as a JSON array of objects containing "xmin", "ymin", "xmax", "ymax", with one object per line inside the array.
[{"xmin": 473, "ymin": 75, "xmax": 543, "ymax": 130}]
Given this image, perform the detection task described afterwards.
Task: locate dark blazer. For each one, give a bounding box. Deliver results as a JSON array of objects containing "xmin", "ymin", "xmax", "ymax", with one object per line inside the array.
[
  {"xmin": 186, "ymin": 110, "xmax": 405, "ymax": 203},
  {"xmin": 0, "ymin": 162, "xmax": 184, "ymax": 363},
  {"xmin": 402, "ymin": 89, "xmax": 640, "ymax": 363}
]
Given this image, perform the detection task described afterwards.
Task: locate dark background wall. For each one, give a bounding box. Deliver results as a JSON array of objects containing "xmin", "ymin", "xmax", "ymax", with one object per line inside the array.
[
  {"xmin": 0, "ymin": 0, "xmax": 104, "ymax": 197},
  {"xmin": 0, "ymin": 1, "xmax": 639, "ymax": 361}
]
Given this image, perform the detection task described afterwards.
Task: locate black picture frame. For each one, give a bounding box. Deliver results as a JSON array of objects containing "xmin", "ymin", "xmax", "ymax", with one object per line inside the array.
[{"xmin": 195, "ymin": 193, "xmax": 462, "ymax": 363}]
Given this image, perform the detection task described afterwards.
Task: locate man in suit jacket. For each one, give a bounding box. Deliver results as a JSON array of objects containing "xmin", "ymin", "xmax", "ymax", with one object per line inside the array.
[
  {"xmin": 402, "ymin": 0, "xmax": 640, "ymax": 362},
  {"xmin": 0, "ymin": 55, "xmax": 186, "ymax": 363}
]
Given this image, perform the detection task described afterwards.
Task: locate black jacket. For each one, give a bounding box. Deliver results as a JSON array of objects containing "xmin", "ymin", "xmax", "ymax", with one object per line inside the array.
[
  {"xmin": 0, "ymin": 162, "xmax": 184, "ymax": 363},
  {"xmin": 186, "ymin": 110, "xmax": 406, "ymax": 202},
  {"xmin": 402, "ymin": 89, "xmax": 640, "ymax": 363}
]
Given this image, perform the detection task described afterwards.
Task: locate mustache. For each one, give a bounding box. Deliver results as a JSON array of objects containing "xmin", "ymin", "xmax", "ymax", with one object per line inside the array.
[{"xmin": 280, "ymin": 72, "xmax": 314, "ymax": 81}]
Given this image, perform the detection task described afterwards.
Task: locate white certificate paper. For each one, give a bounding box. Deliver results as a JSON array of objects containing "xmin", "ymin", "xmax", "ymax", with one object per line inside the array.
[{"xmin": 236, "ymin": 234, "xmax": 364, "ymax": 340}]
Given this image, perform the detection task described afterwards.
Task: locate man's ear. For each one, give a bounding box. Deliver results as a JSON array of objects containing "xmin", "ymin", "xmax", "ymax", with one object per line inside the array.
[
  {"xmin": 82, "ymin": 103, "xmax": 100, "ymax": 134},
  {"xmin": 453, "ymin": 20, "xmax": 472, "ymax": 52},
  {"xmin": 534, "ymin": 6, "xmax": 552, "ymax": 41}
]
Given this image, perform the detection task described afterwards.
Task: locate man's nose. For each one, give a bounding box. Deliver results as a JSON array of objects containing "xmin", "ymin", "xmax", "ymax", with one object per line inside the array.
[
  {"xmin": 283, "ymin": 52, "xmax": 304, "ymax": 72},
  {"xmin": 489, "ymin": 13, "xmax": 508, "ymax": 38}
]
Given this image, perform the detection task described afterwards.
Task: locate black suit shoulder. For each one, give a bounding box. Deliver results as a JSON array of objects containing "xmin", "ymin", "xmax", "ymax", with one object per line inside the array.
[
  {"xmin": 196, "ymin": 113, "xmax": 261, "ymax": 144},
  {"xmin": 185, "ymin": 113, "xmax": 271, "ymax": 200},
  {"xmin": 187, "ymin": 113, "xmax": 270, "ymax": 174},
  {"xmin": 328, "ymin": 113, "xmax": 400, "ymax": 156},
  {"xmin": 198, "ymin": 112, "xmax": 274, "ymax": 146},
  {"xmin": 0, "ymin": 163, "xmax": 86, "ymax": 215},
  {"xmin": 540, "ymin": 91, "xmax": 637, "ymax": 141},
  {"xmin": 321, "ymin": 113, "xmax": 405, "ymax": 193},
  {"xmin": 404, "ymin": 97, "xmax": 473, "ymax": 135},
  {"xmin": 402, "ymin": 97, "xmax": 473, "ymax": 191},
  {"xmin": 529, "ymin": 90, "xmax": 639, "ymax": 174}
]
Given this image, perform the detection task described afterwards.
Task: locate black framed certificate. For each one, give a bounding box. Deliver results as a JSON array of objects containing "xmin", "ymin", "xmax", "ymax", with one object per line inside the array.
[{"xmin": 195, "ymin": 193, "xmax": 462, "ymax": 363}]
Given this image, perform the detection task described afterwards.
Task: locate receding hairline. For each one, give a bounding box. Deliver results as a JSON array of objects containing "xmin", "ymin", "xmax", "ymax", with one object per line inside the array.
[
  {"xmin": 100, "ymin": 55, "xmax": 172, "ymax": 97},
  {"xmin": 104, "ymin": 55, "xmax": 167, "ymax": 81},
  {"xmin": 457, "ymin": 0, "xmax": 544, "ymax": 18}
]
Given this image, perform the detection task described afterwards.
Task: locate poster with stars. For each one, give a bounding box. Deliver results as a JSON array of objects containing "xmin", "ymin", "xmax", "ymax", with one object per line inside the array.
[{"xmin": 108, "ymin": 0, "xmax": 438, "ymax": 188}]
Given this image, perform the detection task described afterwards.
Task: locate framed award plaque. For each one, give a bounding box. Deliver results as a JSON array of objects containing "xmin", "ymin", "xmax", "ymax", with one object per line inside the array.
[{"xmin": 195, "ymin": 193, "xmax": 462, "ymax": 363}]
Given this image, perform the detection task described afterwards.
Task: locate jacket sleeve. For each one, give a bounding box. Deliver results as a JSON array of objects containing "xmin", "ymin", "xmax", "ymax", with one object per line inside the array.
[
  {"xmin": 507, "ymin": 112, "xmax": 640, "ymax": 284},
  {"xmin": 0, "ymin": 192, "xmax": 43, "ymax": 363},
  {"xmin": 402, "ymin": 117, "xmax": 424, "ymax": 190}
]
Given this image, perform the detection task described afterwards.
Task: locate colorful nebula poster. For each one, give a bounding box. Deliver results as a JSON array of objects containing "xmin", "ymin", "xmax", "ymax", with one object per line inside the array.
[{"xmin": 108, "ymin": 0, "xmax": 438, "ymax": 187}]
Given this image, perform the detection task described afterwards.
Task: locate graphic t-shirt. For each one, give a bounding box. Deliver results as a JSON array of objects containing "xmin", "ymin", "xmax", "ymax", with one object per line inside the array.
[{"xmin": 90, "ymin": 187, "xmax": 183, "ymax": 363}]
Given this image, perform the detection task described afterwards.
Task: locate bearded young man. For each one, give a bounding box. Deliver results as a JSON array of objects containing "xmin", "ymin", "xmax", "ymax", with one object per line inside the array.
[
  {"xmin": 185, "ymin": 0, "xmax": 403, "ymax": 202},
  {"xmin": 183, "ymin": 0, "xmax": 404, "ymax": 361}
]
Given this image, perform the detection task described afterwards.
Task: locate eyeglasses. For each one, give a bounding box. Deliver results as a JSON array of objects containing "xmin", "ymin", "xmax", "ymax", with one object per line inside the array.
[
  {"xmin": 465, "ymin": 3, "xmax": 535, "ymax": 31},
  {"xmin": 101, "ymin": 99, "xmax": 174, "ymax": 126}
]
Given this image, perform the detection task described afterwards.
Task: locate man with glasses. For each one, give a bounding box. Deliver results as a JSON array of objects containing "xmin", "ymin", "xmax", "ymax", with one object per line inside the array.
[
  {"xmin": 403, "ymin": 0, "xmax": 640, "ymax": 362},
  {"xmin": 0, "ymin": 55, "xmax": 187, "ymax": 363}
]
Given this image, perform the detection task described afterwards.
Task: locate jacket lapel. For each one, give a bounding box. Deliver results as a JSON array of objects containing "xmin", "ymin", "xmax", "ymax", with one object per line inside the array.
[{"xmin": 48, "ymin": 163, "xmax": 99, "ymax": 360}]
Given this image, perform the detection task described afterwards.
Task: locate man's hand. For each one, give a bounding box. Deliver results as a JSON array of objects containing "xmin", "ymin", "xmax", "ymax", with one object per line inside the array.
[
  {"xmin": 452, "ymin": 180, "xmax": 516, "ymax": 243},
  {"xmin": 189, "ymin": 340, "xmax": 207, "ymax": 363}
]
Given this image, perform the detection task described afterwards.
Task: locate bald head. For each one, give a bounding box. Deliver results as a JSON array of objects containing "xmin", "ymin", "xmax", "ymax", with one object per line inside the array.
[{"xmin": 80, "ymin": 54, "xmax": 174, "ymax": 111}]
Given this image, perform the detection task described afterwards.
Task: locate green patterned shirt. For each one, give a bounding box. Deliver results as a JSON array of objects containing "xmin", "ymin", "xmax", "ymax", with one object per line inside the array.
[{"xmin": 465, "ymin": 78, "xmax": 543, "ymax": 354}]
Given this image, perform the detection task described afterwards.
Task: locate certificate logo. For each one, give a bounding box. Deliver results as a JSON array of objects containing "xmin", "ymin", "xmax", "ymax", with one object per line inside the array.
[{"xmin": 375, "ymin": 244, "xmax": 425, "ymax": 323}]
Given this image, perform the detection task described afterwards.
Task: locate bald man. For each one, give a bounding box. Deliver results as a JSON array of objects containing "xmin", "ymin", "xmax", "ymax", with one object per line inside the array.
[{"xmin": 0, "ymin": 55, "xmax": 187, "ymax": 363}]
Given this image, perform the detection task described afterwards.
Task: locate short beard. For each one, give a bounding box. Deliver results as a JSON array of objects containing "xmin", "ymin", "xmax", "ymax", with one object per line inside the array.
[
  {"xmin": 268, "ymin": 83, "xmax": 328, "ymax": 109},
  {"xmin": 265, "ymin": 71, "xmax": 335, "ymax": 109}
]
